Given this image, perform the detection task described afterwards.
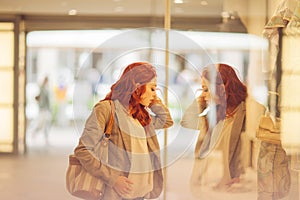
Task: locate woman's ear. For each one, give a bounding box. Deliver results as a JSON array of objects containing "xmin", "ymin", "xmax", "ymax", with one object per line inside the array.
[
  {"xmin": 220, "ymin": 84, "xmax": 225, "ymax": 91},
  {"xmin": 220, "ymin": 84, "xmax": 226, "ymax": 99},
  {"xmin": 134, "ymin": 87, "xmax": 142, "ymax": 97},
  {"xmin": 214, "ymin": 84, "xmax": 226, "ymax": 104},
  {"xmin": 218, "ymin": 84, "xmax": 227, "ymax": 104},
  {"xmin": 135, "ymin": 83, "xmax": 140, "ymax": 89}
]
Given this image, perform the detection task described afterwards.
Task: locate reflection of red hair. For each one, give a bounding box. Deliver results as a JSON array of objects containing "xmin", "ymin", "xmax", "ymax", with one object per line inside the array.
[
  {"xmin": 218, "ymin": 63, "xmax": 247, "ymax": 108},
  {"xmin": 103, "ymin": 62, "xmax": 156, "ymax": 126},
  {"xmin": 202, "ymin": 63, "xmax": 247, "ymax": 124}
]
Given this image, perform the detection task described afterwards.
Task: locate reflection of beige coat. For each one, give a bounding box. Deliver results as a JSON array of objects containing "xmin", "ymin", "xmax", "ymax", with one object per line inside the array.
[
  {"xmin": 180, "ymin": 100, "xmax": 246, "ymax": 179},
  {"xmin": 75, "ymin": 99, "xmax": 173, "ymax": 200}
]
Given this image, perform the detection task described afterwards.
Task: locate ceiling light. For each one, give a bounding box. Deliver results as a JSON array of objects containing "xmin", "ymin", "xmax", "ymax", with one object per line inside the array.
[
  {"xmin": 174, "ymin": 0, "xmax": 184, "ymax": 4},
  {"xmin": 68, "ymin": 9, "xmax": 77, "ymax": 15}
]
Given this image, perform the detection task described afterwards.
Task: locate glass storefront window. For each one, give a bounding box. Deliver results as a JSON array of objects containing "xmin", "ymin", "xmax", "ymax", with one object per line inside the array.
[
  {"xmin": 0, "ymin": 108, "xmax": 13, "ymax": 143},
  {"xmin": 26, "ymin": 29, "xmax": 268, "ymax": 131},
  {"xmin": 0, "ymin": 70, "xmax": 14, "ymax": 104},
  {"xmin": 0, "ymin": 22, "xmax": 15, "ymax": 153},
  {"xmin": 0, "ymin": 30, "xmax": 14, "ymax": 68}
]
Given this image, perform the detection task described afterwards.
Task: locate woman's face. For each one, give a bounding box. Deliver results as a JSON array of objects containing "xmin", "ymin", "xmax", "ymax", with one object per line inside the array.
[
  {"xmin": 201, "ymin": 78, "xmax": 211, "ymax": 102},
  {"xmin": 201, "ymin": 77, "xmax": 222, "ymax": 105},
  {"xmin": 140, "ymin": 78, "xmax": 157, "ymax": 106}
]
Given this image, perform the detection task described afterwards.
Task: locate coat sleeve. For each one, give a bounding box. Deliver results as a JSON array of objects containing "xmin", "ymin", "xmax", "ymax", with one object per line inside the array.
[
  {"xmin": 149, "ymin": 98, "xmax": 174, "ymax": 129},
  {"xmin": 180, "ymin": 99, "xmax": 207, "ymax": 130},
  {"xmin": 74, "ymin": 101, "xmax": 120, "ymax": 187}
]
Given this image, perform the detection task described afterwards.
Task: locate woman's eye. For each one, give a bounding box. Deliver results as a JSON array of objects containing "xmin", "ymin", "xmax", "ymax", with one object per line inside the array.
[{"xmin": 201, "ymin": 87, "xmax": 209, "ymax": 92}]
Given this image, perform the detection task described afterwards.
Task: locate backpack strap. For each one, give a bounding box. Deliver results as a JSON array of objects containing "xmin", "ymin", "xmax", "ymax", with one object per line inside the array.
[{"xmin": 104, "ymin": 100, "xmax": 115, "ymax": 138}]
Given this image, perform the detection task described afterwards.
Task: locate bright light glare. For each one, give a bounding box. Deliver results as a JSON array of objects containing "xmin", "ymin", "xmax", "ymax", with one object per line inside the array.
[
  {"xmin": 26, "ymin": 30, "xmax": 268, "ymax": 51},
  {"xmin": 174, "ymin": 0, "xmax": 183, "ymax": 4},
  {"xmin": 27, "ymin": 30, "xmax": 123, "ymax": 48}
]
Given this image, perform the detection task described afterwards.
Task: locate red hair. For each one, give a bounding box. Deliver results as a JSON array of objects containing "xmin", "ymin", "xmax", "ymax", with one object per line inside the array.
[
  {"xmin": 103, "ymin": 62, "xmax": 156, "ymax": 126},
  {"xmin": 202, "ymin": 63, "xmax": 247, "ymax": 124}
]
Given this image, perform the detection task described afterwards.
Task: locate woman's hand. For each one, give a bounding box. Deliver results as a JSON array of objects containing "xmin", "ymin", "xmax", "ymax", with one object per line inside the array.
[
  {"xmin": 149, "ymin": 95, "xmax": 163, "ymax": 107},
  {"xmin": 113, "ymin": 176, "xmax": 133, "ymax": 196}
]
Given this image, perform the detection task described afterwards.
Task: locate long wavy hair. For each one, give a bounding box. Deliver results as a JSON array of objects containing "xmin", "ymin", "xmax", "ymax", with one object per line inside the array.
[
  {"xmin": 202, "ymin": 63, "xmax": 247, "ymax": 125},
  {"xmin": 103, "ymin": 62, "xmax": 157, "ymax": 126}
]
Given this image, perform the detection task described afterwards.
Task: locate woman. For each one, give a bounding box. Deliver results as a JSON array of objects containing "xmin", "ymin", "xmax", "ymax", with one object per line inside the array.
[
  {"xmin": 29, "ymin": 76, "xmax": 52, "ymax": 145},
  {"xmin": 74, "ymin": 62, "xmax": 174, "ymax": 200},
  {"xmin": 181, "ymin": 63, "xmax": 247, "ymax": 191}
]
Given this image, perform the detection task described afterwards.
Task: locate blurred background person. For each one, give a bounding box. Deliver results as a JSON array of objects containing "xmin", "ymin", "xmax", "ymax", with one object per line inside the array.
[{"xmin": 28, "ymin": 76, "xmax": 52, "ymax": 145}]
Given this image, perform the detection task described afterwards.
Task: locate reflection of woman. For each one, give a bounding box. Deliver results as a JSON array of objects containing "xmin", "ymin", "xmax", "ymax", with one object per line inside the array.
[
  {"xmin": 74, "ymin": 62, "xmax": 174, "ymax": 200},
  {"xmin": 181, "ymin": 63, "xmax": 247, "ymax": 191}
]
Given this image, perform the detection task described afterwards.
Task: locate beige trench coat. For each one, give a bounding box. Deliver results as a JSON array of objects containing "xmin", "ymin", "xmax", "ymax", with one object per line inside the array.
[{"xmin": 74, "ymin": 99, "xmax": 173, "ymax": 200}]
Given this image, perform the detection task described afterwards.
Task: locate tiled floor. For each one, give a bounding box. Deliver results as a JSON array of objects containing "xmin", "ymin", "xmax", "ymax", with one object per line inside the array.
[{"xmin": 0, "ymin": 125, "xmax": 283, "ymax": 200}]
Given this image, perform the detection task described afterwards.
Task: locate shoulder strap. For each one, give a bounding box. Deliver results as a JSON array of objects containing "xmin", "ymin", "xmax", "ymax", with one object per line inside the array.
[{"xmin": 104, "ymin": 100, "xmax": 115, "ymax": 137}]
